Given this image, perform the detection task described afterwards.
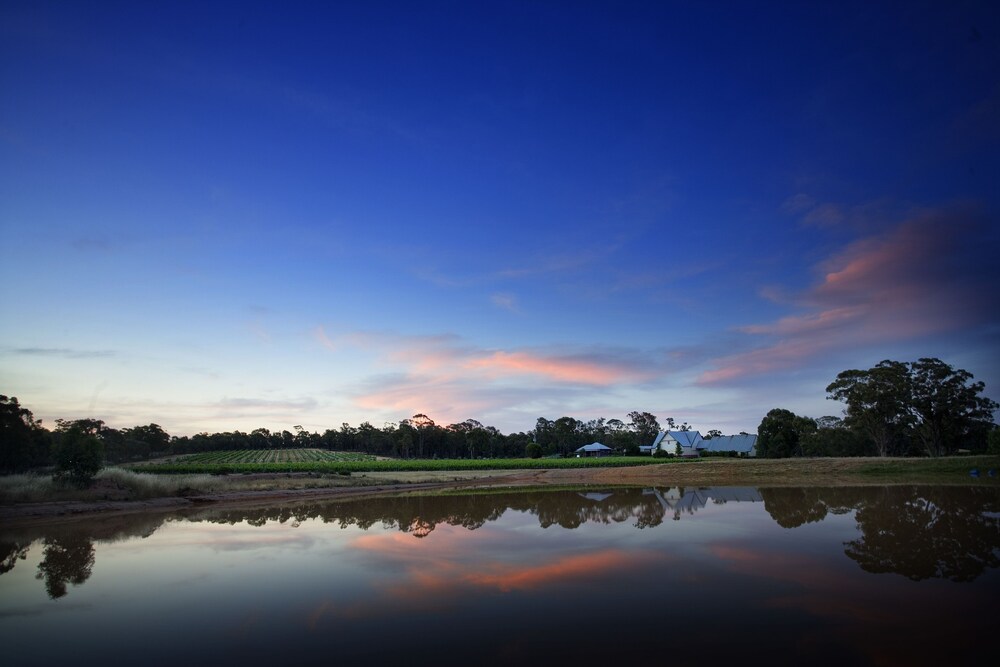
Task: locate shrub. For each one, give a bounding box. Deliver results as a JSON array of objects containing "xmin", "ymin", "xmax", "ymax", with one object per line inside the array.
[
  {"xmin": 989, "ymin": 428, "xmax": 1000, "ymax": 455},
  {"xmin": 52, "ymin": 427, "xmax": 104, "ymax": 487},
  {"xmin": 525, "ymin": 443, "xmax": 542, "ymax": 459}
]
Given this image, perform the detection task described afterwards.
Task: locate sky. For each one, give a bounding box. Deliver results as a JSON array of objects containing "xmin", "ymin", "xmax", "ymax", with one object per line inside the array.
[{"xmin": 2, "ymin": 0, "xmax": 999, "ymax": 437}]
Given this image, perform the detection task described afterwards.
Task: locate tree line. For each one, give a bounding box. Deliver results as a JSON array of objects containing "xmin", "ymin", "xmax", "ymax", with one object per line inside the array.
[
  {"xmin": 0, "ymin": 401, "xmax": 679, "ymax": 474},
  {"xmin": 757, "ymin": 358, "xmax": 999, "ymax": 458},
  {"xmin": 3, "ymin": 357, "xmax": 997, "ymax": 475}
]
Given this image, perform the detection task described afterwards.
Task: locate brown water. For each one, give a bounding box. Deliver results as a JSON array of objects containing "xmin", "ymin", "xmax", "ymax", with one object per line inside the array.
[{"xmin": 2, "ymin": 485, "xmax": 998, "ymax": 665}]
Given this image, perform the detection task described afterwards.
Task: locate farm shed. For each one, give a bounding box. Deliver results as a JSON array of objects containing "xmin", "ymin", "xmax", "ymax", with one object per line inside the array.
[{"xmin": 574, "ymin": 442, "xmax": 613, "ymax": 457}]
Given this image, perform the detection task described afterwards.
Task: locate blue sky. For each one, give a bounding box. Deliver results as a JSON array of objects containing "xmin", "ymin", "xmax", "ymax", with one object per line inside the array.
[{"xmin": 2, "ymin": 0, "xmax": 998, "ymax": 437}]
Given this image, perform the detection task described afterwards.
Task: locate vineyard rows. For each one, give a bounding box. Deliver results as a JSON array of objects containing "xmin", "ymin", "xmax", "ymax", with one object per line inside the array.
[
  {"xmin": 176, "ymin": 449, "xmax": 377, "ymax": 465},
  {"xmin": 137, "ymin": 454, "xmax": 666, "ymax": 475}
]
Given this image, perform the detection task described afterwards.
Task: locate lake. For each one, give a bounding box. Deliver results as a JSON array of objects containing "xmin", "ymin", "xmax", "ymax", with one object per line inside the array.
[{"xmin": 2, "ymin": 485, "xmax": 998, "ymax": 665}]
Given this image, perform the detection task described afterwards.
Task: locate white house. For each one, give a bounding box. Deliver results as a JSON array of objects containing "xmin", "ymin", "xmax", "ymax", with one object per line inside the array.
[
  {"xmin": 649, "ymin": 431, "xmax": 758, "ymax": 457},
  {"xmin": 650, "ymin": 431, "xmax": 704, "ymax": 457}
]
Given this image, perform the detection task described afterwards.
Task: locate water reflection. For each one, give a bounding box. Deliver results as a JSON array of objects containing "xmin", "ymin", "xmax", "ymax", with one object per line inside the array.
[
  {"xmin": 2, "ymin": 485, "xmax": 999, "ymax": 600},
  {"xmin": 34, "ymin": 535, "xmax": 94, "ymax": 598},
  {"xmin": 1, "ymin": 512, "xmax": 173, "ymax": 599},
  {"xmin": 847, "ymin": 487, "xmax": 1000, "ymax": 582},
  {"xmin": 760, "ymin": 486, "xmax": 1000, "ymax": 581}
]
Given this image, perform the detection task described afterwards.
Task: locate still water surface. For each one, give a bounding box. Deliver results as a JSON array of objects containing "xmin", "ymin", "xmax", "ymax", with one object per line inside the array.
[{"xmin": 2, "ymin": 485, "xmax": 998, "ymax": 665}]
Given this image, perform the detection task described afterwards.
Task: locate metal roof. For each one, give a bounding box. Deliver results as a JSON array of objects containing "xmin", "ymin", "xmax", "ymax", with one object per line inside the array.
[
  {"xmin": 667, "ymin": 430, "xmax": 704, "ymax": 447},
  {"xmin": 701, "ymin": 434, "xmax": 758, "ymax": 453},
  {"xmin": 575, "ymin": 442, "xmax": 612, "ymax": 452}
]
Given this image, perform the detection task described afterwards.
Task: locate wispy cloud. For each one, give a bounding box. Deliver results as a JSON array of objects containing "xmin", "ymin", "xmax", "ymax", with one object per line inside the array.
[
  {"xmin": 783, "ymin": 195, "xmax": 902, "ymax": 233},
  {"xmin": 318, "ymin": 329, "xmax": 655, "ymax": 386},
  {"xmin": 413, "ymin": 242, "xmax": 622, "ymax": 289},
  {"xmin": 70, "ymin": 234, "xmax": 117, "ymax": 252},
  {"xmin": 699, "ymin": 207, "xmax": 999, "ymax": 385},
  {"xmin": 313, "ymin": 325, "xmax": 338, "ymax": 351},
  {"xmin": 10, "ymin": 347, "xmax": 116, "ymax": 359},
  {"xmin": 780, "ymin": 193, "xmax": 816, "ymax": 214},
  {"xmin": 315, "ymin": 328, "xmax": 665, "ymax": 426},
  {"xmin": 216, "ymin": 397, "xmax": 318, "ymax": 412},
  {"xmin": 490, "ymin": 292, "xmax": 519, "ymax": 313}
]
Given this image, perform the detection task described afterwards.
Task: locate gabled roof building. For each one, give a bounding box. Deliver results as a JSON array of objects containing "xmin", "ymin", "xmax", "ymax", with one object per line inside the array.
[
  {"xmin": 649, "ymin": 431, "xmax": 758, "ymax": 457},
  {"xmin": 701, "ymin": 434, "xmax": 758, "ymax": 457},
  {"xmin": 650, "ymin": 430, "xmax": 704, "ymax": 457},
  {"xmin": 574, "ymin": 442, "xmax": 613, "ymax": 457}
]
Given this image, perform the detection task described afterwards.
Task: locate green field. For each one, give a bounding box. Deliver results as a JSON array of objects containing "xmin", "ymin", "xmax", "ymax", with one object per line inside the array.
[{"xmin": 136, "ymin": 449, "xmax": 665, "ymax": 474}]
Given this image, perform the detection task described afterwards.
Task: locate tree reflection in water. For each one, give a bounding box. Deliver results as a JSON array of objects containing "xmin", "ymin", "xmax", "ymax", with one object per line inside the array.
[
  {"xmin": 845, "ymin": 486, "xmax": 1000, "ymax": 582},
  {"xmin": 1, "ymin": 540, "xmax": 31, "ymax": 575},
  {"xmin": 1, "ymin": 511, "xmax": 169, "ymax": 599},
  {"xmin": 35, "ymin": 534, "xmax": 95, "ymax": 599},
  {"xmin": 762, "ymin": 485, "xmax": 1000, "ymax": 581},
  {"xmin": 3, "ymin": 485, "xmax": 998, "ymax": 597}
]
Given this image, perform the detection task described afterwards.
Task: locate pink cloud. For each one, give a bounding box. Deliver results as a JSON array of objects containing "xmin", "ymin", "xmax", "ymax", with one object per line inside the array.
[
  {"xmin": 698, "ymin": 208, "xmax": 994, "ymax": 385},
  {"xmin": 697, "ymin": 339, "xmax": 831, "ymax": 385},
  {"xmin": 353, "ymin": 375, "xmax": 514, "ymax": 426},
  {"xmin": 465, "ymin": 351, "xmax": 648, "ymax": 385},
  {"xmin": 315, "ymin": 327, "xmax": 648, "ymax": 386},
  {"xmin": 312, "ymin": 326, "xmax": 338, "ymax": 351},
  {"xmin": 316, "ymin": 328, "xmax": 655, "ymax": 422},
  {"xmin": 738, "ymin": 306, "xmax": 865, "ymax": 336}
]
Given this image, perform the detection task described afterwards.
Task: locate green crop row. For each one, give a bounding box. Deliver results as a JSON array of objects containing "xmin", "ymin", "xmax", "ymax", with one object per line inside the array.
[
  {"xmin": 135, "ymin": 456, "xmax": 668, "ymax": 475},
  {"xmin": 169, "ymin": 449, "xmax": 377, "ymax": 466}
]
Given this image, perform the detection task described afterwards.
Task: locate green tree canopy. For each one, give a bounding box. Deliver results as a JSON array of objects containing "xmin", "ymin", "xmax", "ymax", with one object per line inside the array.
[
  {"xmin": 757, "ymin": 408, "xmax": 816, "ymax": 458},
  {"xmin": 827, "ymin": 358, "xmax": 998, "ymax": 456},
  {"xmin": 907, "ymin": 358, "xmax": 998, "ymax": 456},
  {"xmin": 52, "ymin": 425, "xmax": 104, "ymax": 487},
  {"xmin": 826, "ymin": 360, "xmax": 913, "ymax": 456},
  {"xmin": 627, "ymin": 411, "xmax": 660, "ymax": 446}
]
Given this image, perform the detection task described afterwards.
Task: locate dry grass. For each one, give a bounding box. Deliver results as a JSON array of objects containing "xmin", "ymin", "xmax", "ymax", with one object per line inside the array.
[{"xmin": 0, "ymin": 469, "xmax": 221, "ymax": 504}]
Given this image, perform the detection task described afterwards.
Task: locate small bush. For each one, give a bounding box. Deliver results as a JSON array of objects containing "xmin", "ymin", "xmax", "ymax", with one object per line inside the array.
[
  {"xmin": 52, "ymin": 427, "xmax": 104, "ymax": 488},
  {"xmin": 989, "ymin": 429, "xmax": 1000, "ymax": 456},
  {"xmin": 525, "ymin": 443, "xmax": 542, "ymax": 459}
]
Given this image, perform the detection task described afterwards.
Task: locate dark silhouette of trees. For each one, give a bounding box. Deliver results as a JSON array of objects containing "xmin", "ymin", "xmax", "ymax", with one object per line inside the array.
[
  {"xmin": 0, "ymin": 395, "xmax": 51, "ymax": 472},
  {"xmin": 628, "ymin": 411, "xmax": 660, "ymax": 448},
  {"xmin": 35, "ymin": 535, "xmax": 95, "ymax": 598},
  {"xmin": 907, "ymin": 358, "xmax": 998, "ymax": 456},
  {"xmin": 827, "ymin": 358, "xmax": 998, "ymax": 456},
  {"xmin": 845, "ymin": 486, "xmax": 1000, "ymax": 581},
  {"xmin": 801, "ymin": 416, "xmax": 874, "ymax": 457},
  {"xmin": 756, "ymin": 408, "xmax": 816, "ymax": 458},
  {"xmin": 51, "ymin": 425, "xmax": 104, "ymax": 487},
  {"xmin": 827, "ymin": 360, "xmax": 913, "ymax": 456}
]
